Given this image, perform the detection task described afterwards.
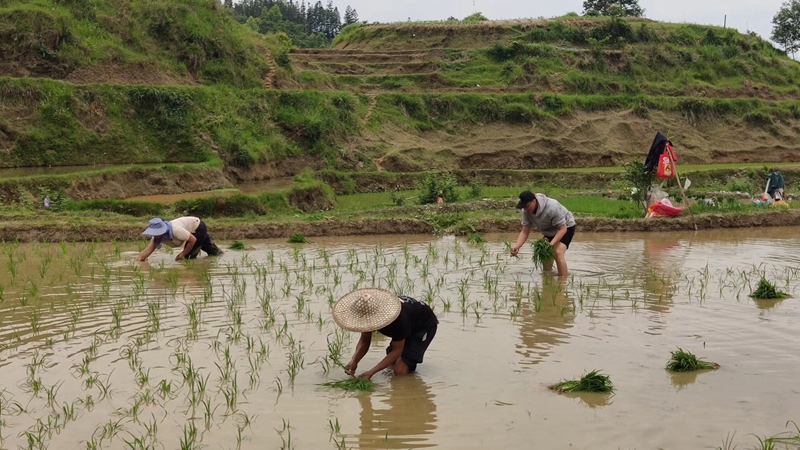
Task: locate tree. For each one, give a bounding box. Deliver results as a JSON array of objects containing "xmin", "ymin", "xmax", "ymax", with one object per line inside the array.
[
  {"xmin": 463, "ymin": 12, "xmax": 488, "ymax": 22},
  {"xmin": 343, "ymin": 5, "xmax": 359, "ymax": 26},
  {"xmin": 621, "ymin": 160, "xmax": 656, "ymax": 213},
  {"xmin": 582, "ymin": 0, "xmax": 644, "ymax": 17},
  {"xmin": 259, "ymin": 5, "xmax": 285, "ymax": 34},
  {"xmin": 772, "ymin": 0, "xmax": 800, "ymax": 59}
]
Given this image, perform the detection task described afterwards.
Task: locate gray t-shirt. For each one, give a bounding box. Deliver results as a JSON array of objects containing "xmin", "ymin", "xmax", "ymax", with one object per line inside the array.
[{"xmin": 521, "ymin": 194, "xmax": 575, "ymax": 237}]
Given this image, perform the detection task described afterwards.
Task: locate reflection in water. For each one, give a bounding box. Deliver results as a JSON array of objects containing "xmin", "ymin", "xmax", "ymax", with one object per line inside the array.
[
  {"xmin": 562, "ymin": 391, "xmax": 614, "ymax": 409},
  {"xmin": 752, "ymin": 298, "xmax": 785, "ymax": 312},
  {"xmin": 669, "ymin": 370, "xmax": 700, "ymax": 390},
  {"xmin": 516, "ymin": 275, "xmax": 574, "ymax": 367},
  {"xmin": 355, "ymin": 376, "xmax": 437, "ymax": 449}
]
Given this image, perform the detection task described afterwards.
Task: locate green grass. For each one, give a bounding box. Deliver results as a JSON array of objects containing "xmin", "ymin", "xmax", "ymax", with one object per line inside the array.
[
  {"xmin": 560, "ymin": 196, "xmax": 643, "ymax": 219},
  {"xmin": 666, "ymin": 348, "xmax": 719, "ymax": 372},
  {"xmin": 321, "ymin": 378, "xmax": 374, "ymax": 392},
  {"xmin": 0, "ymin": 0, "xmax": 270, "ymax": 87},
  {"xmin": 549, "ymin": 370, "xmax": 614, "ymax": 393},
  {"xmin": 0, "ymin": 78, "xmax": 366, "ymax": 169},
  {"xmin": 750, "ymin": 278, "xmax": 789, "ymax": 300}
]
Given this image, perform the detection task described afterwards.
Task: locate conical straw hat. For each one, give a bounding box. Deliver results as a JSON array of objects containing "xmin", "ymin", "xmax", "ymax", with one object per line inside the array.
[{"xmin": 332, "ymin": 288, "xmax": 402, "ymax": 332}]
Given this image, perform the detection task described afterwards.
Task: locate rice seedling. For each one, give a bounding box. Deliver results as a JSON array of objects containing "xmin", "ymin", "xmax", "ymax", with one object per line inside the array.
[
  {"xmin": 666, "ymin": 348, "xmax": 719, "ymax": 372},
  {"xmin": 549, "ymin": 370, "xmax": 614, "ymax": 393},
  {"xmin": 322, "ymin": 378, "xmax": 375, "ymax": 392},
  {"xmin": 288, "ymin": 232, "xmax": 309, "ymax": 244},
  {"xmin": 466, "ymin": 233, "xmax": 486, "ymax": 244},
  {"xmin": 531, "ymin": 239, "xmax": 555, "ymax": 269},
  {"xmin": 750, "ymin": 278, "xmax": 789, "ymax": 299},
  {"xmin": 229, "ymin": 240, "xmax": 250, "ymax": 250},
  {"xmin": 277, "ymin": 419, "xmax": 294, "ymax": 450},
  {"xmin": 179, "ymin": 421, "xmax": 199, "ymax": 450}
]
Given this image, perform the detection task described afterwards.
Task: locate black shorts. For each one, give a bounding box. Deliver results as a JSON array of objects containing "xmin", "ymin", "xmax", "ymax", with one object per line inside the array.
[
  {"xmin": 385, "ymin": 323, "xmax": 437, "ymax": 372},
  {"xmin": 186, "ymin": 220, "xmax": 222, "ymax": 259},
  {"xmin": 545, "ymin": 225, "xmax": 576, "ymax": 249}
]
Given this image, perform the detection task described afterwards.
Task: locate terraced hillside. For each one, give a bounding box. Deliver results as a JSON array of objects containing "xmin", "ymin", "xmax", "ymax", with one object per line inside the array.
[{"xmin": 1, "ymin": 7, "xmax": 799, "ymax": 202}]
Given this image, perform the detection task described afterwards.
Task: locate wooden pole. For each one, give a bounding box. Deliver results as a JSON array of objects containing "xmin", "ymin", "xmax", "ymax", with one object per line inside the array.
[{"xmin": 667, "ymin": 151, "xmax": 698, "ymax": 231}]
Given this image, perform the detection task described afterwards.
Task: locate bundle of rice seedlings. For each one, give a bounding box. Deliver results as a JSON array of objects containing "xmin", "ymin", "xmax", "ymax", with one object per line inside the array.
[
  {"xmin": 749, "ymin": 278, "xmax": 788, "ymax": 299},
  {"xmin": 322, "ymin": 378, "xmax": 374, "ymax": 392},
  {"xmin": 228, "ymin": 240, "xmax": 250, "ymax": 250},
  {"xmin": 531, "ymin": 238, "xmax": 555, "ymax": 269},
  {"xmin": 549, "ymin": 370, "xmax": 614, "ymax": 393},
  {"xmin": 288, "ymin": 231, "xmax": 309, "ymax": 244},
  {"xmin": 467, "ymin": 233, "xmax": 485, "ymax": 244},
  {"xmin": 665, "ymin": 348, "xmax": 719, "ymax": 372}
]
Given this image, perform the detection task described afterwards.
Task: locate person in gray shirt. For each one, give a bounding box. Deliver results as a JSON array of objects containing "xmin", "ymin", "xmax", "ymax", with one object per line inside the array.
[{"xmin": 510, "ymin": 191, "xmax": 576, "ymax": 276}]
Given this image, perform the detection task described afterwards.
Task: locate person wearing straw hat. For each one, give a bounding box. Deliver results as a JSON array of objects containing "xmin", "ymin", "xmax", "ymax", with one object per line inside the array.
[
  {"xmin": 334, "ymin": 288, "xmax": 438, "ymax": 380},
  {"xmin": 136, "ymin": 216, "xmax": 222, "ymax": 262},
  {"xmin": 510, "ymin": 190, "xmax": 576, "ymax": 276}
]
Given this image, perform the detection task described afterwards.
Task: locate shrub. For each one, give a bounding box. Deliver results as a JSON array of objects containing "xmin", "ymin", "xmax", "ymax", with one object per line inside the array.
[
  {"xmin": 468, "ymin": 180, "xmax": 484, "ymax": 199},
  {"xmin": 417, "ymin": 172, "xmax": 460, "ymax": 204},
  {"xmin": 463, "ymin": 12, "xmax": 488, "ymax": 22},
  {"xmin": 621, "ymin": 160, "xmax": 656, "ymax": 212}
]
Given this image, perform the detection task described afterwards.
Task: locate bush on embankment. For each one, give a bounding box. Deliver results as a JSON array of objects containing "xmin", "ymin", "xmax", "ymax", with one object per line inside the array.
[{"xmin": 172, "ymin": 178, "xmax": 336, "ymax": 217}]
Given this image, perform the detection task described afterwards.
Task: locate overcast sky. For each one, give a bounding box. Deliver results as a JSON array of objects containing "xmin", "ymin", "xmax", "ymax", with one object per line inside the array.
[{"xmin": 341, "ymin": 0, "xmax": 784, "ymax": 43}]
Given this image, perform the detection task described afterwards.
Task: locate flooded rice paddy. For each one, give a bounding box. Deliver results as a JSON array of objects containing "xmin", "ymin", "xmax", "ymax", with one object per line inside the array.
[{"xmin": 1, "ymin": 228, "xmax": 799, "ymax": 449}]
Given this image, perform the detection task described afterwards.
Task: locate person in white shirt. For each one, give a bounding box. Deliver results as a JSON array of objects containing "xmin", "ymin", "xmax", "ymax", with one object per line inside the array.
[{"xmin": 136, "ymin": 216, "xmax": 222, "ymax": 261}]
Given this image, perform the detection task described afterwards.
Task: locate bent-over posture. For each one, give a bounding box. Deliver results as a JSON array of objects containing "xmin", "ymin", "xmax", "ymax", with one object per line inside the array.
[
  {"xmin": 333, "ymin": 288, "xmax": 438, "ymax": 380},
  {"xmin": 136, "ymin": 216, "xmax": 221, "ymax": 262},
  {"xmin": 510, "ymin": 190, "xmax": 576, "ymax": 276}
]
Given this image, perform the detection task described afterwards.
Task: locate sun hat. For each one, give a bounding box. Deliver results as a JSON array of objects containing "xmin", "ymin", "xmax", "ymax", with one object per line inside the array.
[
  {"xmin": 142, "ymin": 218, "xmax": 169, "ymax": 237},
  {"xmin": 332, "ymin": 288, "xmax": 402, "ymax": 332},
  {"xmin": 516, "ymin": 190, "xmax": 536, "ymax": 210}
]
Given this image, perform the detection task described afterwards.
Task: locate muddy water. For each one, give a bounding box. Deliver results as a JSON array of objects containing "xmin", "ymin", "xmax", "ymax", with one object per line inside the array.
[{"xmin": 0, "ymin": 229, "xmax": 799, "ymax": 449}]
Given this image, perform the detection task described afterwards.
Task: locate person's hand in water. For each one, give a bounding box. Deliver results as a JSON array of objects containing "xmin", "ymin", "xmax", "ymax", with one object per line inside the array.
[
  {"xmin": 344, "ymin": 362, "xmax": 357, "ymax": 376},
  {"xmin": 358, "ymin": 371, "xmax": 374, "ymax": 380}
]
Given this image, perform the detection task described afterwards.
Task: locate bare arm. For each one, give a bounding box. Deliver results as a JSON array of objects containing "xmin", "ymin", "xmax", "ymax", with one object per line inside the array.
[
  {"xmin": 344, "ymin": 332, "xmax": 372, "ymax": 376},
  {"xmin": 360, "ymin": 339, "xmax": 405, "ymax": 380},
  {"xmin": 549, "ymin": 225, "xmax": 568, "ymax": 248},
  {"xmin": 136, "ymin": 239, "xmax": 157, "ymax": 262},
  {"xmin": 175, "ymin": 234, "xmax": 197, "ymax": 261},
  {"xmin": 511, "ymin": 226, "xmax": 532, "ymax": 256}
]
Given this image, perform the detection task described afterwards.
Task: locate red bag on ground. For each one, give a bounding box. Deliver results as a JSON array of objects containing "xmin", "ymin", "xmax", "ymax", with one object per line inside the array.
[{"xmin": 656, "ymin": 143, "xmax": 678, "ymax": 179}]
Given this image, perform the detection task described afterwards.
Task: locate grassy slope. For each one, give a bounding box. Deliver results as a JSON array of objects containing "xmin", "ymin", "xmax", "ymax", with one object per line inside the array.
[
  {"xmin": 0, "ymin": 77, "xmax": 367, "ymax": 168},
  {"xmin": 0, "ymin": 0, "xmax": 268, "ymax": 86},
  {"xmin": 323, "ymin": 18, "xmax": 800, "ymax": 98}
]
